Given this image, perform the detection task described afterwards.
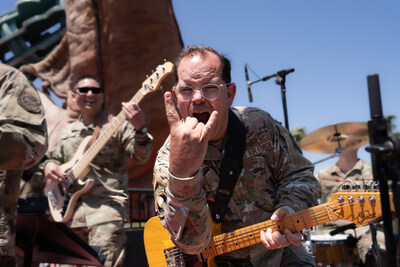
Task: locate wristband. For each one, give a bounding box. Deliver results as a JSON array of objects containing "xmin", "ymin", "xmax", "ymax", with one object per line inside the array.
[{"xmin": 136, "ymin": 125, "xmax": 147, "ymax": 134}]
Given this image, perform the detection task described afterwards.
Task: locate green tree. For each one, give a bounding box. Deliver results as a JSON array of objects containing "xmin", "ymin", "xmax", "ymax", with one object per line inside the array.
[
  {"xmin": 386, "ymin": 115, "xmax": 400, "ymax": 136},
  {"xmin": 291, "ymin": 126, "xmax": 307, "ymax": 143}
]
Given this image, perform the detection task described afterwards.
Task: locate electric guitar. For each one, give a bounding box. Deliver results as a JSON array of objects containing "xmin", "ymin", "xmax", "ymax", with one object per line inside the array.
[
  {"xmin": 144, "ymin": 192, "xmax": 390, "ymax": 267},
  {"xmin": 45, "ymin": 61, "xmax": 174, "ymax": 223}
]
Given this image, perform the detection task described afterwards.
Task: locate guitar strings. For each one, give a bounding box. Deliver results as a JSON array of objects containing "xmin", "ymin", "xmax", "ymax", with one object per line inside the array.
[
  {"xmin": 63, "ymin": 89, "xmax": 149, "ymax": 191},
  {"xmin": 203, "ymin": 195, "xmax": 379, "ymax": 258}
]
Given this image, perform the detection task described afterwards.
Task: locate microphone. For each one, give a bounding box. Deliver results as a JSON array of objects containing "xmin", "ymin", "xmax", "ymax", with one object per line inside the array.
[
  {"xmin": 276, "ymin": 68, "xmax": 295, "ymax": 77},
  {"xmin": 245, "ymin": 64, "xmax": 253, "ymax": 102}
]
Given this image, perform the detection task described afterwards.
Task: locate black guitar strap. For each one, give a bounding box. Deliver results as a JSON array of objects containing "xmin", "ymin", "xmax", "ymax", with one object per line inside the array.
[{"xmin": 211, "ymin": 108, "xmax": 246, "ymax": 223}]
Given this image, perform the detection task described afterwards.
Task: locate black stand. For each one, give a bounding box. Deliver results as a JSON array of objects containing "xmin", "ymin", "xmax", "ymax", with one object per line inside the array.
[
  {"xmin": 365, "ymin": 74, "xmax": 400, "ymax": 266},
  {"xmin": 246, "ymin": 66, "xmax": 294, "ymax": 131},
  {"xmin": 274, "ymin": 74, "xmax": 290, "ymax": 131}
]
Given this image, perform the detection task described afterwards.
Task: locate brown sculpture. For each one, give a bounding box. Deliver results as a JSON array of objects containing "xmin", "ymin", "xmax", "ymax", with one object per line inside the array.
[{"xmin": 20, "ymin": 0, "xmax": 183, "ymax": 188}]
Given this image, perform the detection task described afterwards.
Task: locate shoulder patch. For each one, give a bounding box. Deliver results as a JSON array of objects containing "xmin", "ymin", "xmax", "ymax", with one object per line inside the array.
[{"xmin": 18, "ymin": 92, "xmax": 42, "ymax": 113}]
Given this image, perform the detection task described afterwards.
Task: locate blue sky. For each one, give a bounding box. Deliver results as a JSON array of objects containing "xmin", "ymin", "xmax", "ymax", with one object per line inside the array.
[{"xmin": 1, "ymin": 1, "xmax": 399, "ymax": 173}]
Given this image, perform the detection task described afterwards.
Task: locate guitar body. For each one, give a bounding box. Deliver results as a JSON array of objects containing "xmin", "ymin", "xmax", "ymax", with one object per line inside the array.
[
  {"xmin": 144, "ymin": 216, "xmax": 208, "ymax": 267},
  {"xmin": 144, "ymin": 192, "xmax": 389, "ymax": 267},
  {"xmin": 45, "ymin": 136, "xmax": 95, "ymax": 223}
]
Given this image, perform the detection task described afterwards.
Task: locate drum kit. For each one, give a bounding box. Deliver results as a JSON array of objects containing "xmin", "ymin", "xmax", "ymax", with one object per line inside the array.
[{"xmin": 299, "ymin": 122, "xmax": 370, "ymax": 267}]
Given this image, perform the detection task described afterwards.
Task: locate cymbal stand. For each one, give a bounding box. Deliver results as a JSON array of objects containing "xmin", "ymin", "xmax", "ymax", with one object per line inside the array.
[{"xmin": 312, "ymin": 146, "xmax": 342, "ymax": 166}]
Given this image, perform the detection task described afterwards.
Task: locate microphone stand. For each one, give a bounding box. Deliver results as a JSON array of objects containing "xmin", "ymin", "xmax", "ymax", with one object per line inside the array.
[
  {"xmin": 365, "ymin": 74, "xmax": 400, "ymax": 266},
  {"xmin": 247, "ymin": 72, "xmax": 291, "ymax": 131},
  {"xmin": 275, "ymin": 74, "xmax": 290, "ymax": 131}
]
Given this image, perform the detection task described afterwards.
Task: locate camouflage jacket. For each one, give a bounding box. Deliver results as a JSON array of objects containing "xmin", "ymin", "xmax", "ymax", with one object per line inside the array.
[
  {"xmin": 0, "ymin": 64, "xmax": 48, "ymax": 170},
  {"xmin": 48, "ymin": 117, "xmax": 152, "ymax": 227},
  {"xmin": 0, "ymin": 63, "xmax": 48, "ymax": 258},
  {"xmin": 153, "ymin": 107, "xmax": 319, "ymax": 266}
]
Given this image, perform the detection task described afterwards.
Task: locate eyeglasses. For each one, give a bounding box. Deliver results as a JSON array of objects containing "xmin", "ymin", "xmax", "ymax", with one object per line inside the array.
[
  {"xmin": 76, "ymin": 87, "xmax": 102, "ymax": 94},
  {"xmin": 175, "ymin": 83, "xmax": 231, "ymax": 102}
]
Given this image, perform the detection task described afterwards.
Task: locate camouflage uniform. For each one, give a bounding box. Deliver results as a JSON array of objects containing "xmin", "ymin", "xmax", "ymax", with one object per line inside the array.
[
  {"xmin": 0, "ymin": 64, "xmax": 48, "ymax": 265},
  {"xmin": 315, "ymin": 159, "xmax": 385, "ymax": 264},
  {"xmin": 46, "ymin": 117, "xmax": 152, "ymax": 267},
  {"xmin": 153, "ymin": 107, "xmax": 319, "ymax": 267}
]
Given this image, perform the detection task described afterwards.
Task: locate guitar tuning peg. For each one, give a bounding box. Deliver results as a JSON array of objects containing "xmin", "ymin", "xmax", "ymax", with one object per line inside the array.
[
  {"xmin": 363, "ymin": 183, "xmax": 372, "ymax": 191},
  {"xmin": 347, "ymin": 195, "xmax": 354, "ymax": 203},
  {"xmin": 369, "ymin": 196, "xmax": 376, "ymax": 203},
  {"xmin": 341, "ymin": 184, "xmax": 351, "ymax": 191},
  {"xmin": 352, "ymin": 183, "xmax": 361, "ymax": 191}
]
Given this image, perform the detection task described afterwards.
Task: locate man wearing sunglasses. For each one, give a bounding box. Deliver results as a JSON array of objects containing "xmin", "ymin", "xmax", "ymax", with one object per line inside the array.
[
  {"xmin": 153, "ymin": 46, "xmax": 319, "ymax": 266},
  {"xmin": 44, "ymin": 75, "xmax": 153, "ymax": 267}
]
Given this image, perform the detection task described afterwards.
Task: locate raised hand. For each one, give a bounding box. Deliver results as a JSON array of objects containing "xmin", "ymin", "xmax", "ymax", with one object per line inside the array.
[
  {"xmin": 164, "ymin": 91, "xmax": 218, "ymax": 177},
  {"xmin": 122, "ymin": 102, "xmax": 146, "ymax": 130}
]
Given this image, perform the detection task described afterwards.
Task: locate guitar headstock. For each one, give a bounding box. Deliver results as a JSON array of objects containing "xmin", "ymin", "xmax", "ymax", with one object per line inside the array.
[
  {"xmin": 141, "ymin": 61, "xmax": 174, "ymax": 94},
  {"xmin": 325, "ymin": 192, "xmax": 384, "ymax": 226}
]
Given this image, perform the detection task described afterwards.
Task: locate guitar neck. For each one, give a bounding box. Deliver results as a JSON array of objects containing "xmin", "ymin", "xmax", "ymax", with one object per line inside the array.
[
  {"xmin": 72, "ymin": 89, "xmax": 145, "ymax": 176},
  {"xmin": 201, "ymin": 201, "xmax": 346, "ymax": 260}
]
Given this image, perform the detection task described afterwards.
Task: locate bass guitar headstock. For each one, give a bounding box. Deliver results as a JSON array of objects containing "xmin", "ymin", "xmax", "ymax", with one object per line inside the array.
[{"xmin": 141, "ymin": 61, "xmax": 174, "ymax": 95}]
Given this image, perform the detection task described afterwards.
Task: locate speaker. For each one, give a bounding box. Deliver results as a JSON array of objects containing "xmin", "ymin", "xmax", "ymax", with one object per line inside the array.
[{"xmin": 124, "ymin": 228, "xmax": 148, "ymax": 267}]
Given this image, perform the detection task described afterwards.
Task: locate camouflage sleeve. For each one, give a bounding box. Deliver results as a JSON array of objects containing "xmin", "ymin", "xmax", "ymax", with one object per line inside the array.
[
  {"xmin": 118, "ymin": 120, "xmax": 153, "ymax": 164},
  {"xmin": 153, "ymin": 137, "xmax": 212, "ymax": 254},
  {"xmin": 0, "ymin": 65, "xmax": 48, "ymax": 170},
  {"xmin": 43, "ymin": 124, "xmax": 74, "ymax": 168},
  {"xmin": 269, "ymin": 118, "xmax": 320, "ymax": 212}
]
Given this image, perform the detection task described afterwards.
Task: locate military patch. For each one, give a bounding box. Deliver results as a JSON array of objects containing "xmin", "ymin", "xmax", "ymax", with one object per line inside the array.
[
  {"xmin": 18, "ymin": 92, "xmax": 41, "ymax": 113},
  {"xmin": 244, "ymin": 140, "xmax": 273, "ymax": 159}
]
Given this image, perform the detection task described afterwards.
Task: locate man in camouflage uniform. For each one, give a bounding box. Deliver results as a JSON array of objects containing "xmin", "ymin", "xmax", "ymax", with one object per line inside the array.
[
  {"xmin": 0, "ymin": 63, "xmax": 48, "ymax": 266},
  {"xmin": 44, "ymin": 75, "xmax": 152, "ymax": 267},
  {"xmin": 153, "ymin": 46, "xmax": 320, "ymax": 266},
  {"xmin": 315, "ymin": 148, "xmax": 386, "ymax": 265}
]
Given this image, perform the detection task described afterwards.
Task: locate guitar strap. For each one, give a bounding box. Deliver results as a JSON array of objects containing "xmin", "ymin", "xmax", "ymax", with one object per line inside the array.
[
  {"xmin": 211, "ymin": 108, "xmax": 246, "ymax": 223},
  {"xmin": 83, "ymin": 114, "xmax": 111, "ymax": 152},
  {"xmin": 84, "ymin": 126, "xmax": 101, "ymax": 152}
]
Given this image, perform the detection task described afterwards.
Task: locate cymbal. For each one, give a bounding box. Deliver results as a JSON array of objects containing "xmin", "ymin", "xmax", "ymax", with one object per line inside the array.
[{"xmin": 300, "ymin": 122, "xmax": 369, "ymax": 154}]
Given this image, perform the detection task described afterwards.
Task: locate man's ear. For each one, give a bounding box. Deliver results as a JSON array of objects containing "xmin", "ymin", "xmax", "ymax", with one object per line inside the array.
[{"xmin": 227, "ymin": 83, "xmax": 236, "ymax": 107}]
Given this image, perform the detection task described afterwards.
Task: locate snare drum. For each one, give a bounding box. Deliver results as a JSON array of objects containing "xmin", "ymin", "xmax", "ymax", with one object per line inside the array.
[{"xmin": 311, "ymin": 234, "xmax": 358, "ymax": 265}]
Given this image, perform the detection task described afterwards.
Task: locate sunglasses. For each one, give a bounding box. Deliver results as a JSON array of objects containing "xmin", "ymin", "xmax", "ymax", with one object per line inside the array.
[{"xmin": 76, "ymin": 87, "xmax": 102, "ymax": 94}]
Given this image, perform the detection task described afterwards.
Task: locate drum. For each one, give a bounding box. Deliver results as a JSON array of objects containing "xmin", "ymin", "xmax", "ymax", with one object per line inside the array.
[{"xmin": 311, "ymin": 234, "xmax": 358, "ymax": 265}]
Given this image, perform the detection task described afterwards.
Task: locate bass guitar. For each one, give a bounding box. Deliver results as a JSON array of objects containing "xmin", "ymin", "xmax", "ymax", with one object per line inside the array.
[
  {"xmin": 144, "ymin": 191, "xmax": 390, "ymax": 267},
  {"xmin": 45, "ymin": 61, "xmax": 174, "ymax": 223}
]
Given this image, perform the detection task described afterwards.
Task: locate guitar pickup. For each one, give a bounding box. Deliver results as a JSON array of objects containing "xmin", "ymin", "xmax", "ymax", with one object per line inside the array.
[{"xmin": 48, "ymin": 191, "xmax": 58, "ymax": 207}]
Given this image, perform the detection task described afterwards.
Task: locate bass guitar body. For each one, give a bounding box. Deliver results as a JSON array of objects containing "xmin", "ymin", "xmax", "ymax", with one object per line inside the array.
[{"xmin": 45, "ymin": 136, "xmax": 94, "ymax": 223}]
